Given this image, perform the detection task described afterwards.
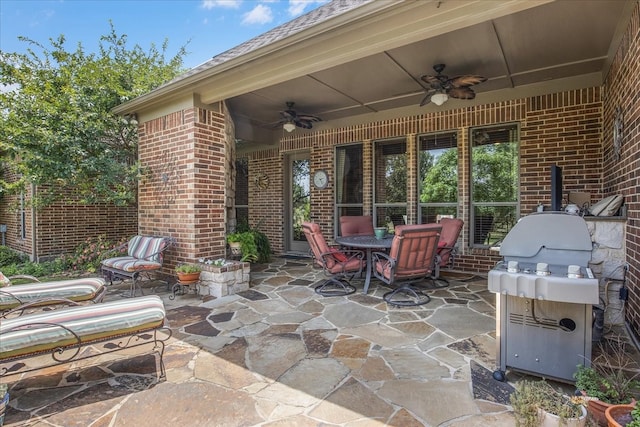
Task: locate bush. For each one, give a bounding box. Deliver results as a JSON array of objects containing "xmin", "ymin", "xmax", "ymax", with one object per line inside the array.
[
  {"xmin": 0, "ymin": 246, "xmax": 28, "ymax": 267},
  {"xmin": 62, "ymin": 235, "xmax": 127, "ymax": 272}
]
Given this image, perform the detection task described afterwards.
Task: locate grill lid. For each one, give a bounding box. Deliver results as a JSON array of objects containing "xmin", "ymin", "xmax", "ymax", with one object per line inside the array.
[{"xmin": 499, "ymin": 212, "xmax": 593, "ymax": 267}]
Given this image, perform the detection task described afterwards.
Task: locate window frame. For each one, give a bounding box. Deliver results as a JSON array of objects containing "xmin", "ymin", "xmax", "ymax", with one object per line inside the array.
[
  {"xmin": 373, "ymin": 137, "xmax": 407, "ymax": 228},
  {"xmin": 469, "ymin": 123, "xmax": 520, "ymax": 248},
  {"xmin": 417, "ymin": 130, "xmax": 460, "ymax": 224}
]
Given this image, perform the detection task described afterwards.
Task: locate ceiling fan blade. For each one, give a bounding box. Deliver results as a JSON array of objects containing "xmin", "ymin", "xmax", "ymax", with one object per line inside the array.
[
  {"xmin": 448, "ymin": 87, "xmax": 476, "ymax": 99},
  {"xmin": 295, "ymin": 119, "xmax": 314, "ymax": 129},
  {"xmin": 280, "ymin": 110, "xmax": 296, "ymax": 120},
  {"xmin": 297, "ymin": 114, "xmax": 321, "ymax": 122},
  {"xmin": 419, "ymin": 90, "xmax": 437, "ymax": 106},
  {"xmin": 449, "ymin": 75, "xmax": 487, "ymax": 88},
  {"xmin": 420, "ymin": 74, "xmax": 444, "ymax": 88}
]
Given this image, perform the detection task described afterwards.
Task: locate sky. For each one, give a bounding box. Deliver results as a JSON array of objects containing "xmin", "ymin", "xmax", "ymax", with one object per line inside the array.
[{"xmin": 0, "ymin": 0, "xmax": 328, "ymax": 69}]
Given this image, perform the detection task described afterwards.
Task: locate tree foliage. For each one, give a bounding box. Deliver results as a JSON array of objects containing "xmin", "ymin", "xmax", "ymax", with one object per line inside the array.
[{"xmin": 0, "ymin": 23, "xmax": 188, "ymax": 206}]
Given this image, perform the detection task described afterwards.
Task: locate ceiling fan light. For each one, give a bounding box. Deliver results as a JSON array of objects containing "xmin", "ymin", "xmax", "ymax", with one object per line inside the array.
[
  {"xmin": 283, "ymin": 122, "xmax": 296, "ymax": 133},
  {"xmin": 431, "ymin": 92, "xmax": 448, "ymax": 106}
]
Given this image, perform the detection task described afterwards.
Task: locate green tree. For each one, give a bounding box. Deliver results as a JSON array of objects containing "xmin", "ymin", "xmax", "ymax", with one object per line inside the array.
[
  {"xmin": 0, "ymin": 23, "xmax": 188, "ymax": 206},
  {"xmin": 471, "ymin": 143, "xmax": 518, "ymax": 203},
  {"xmin": 420, "ymin": 149, "xmax": 457, "ymax": 203}
]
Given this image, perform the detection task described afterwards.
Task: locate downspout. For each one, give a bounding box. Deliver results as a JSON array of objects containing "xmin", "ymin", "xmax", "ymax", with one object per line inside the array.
[{"xmin": 31, "ymin": 183, "xmax": 37, "ymax": 262}]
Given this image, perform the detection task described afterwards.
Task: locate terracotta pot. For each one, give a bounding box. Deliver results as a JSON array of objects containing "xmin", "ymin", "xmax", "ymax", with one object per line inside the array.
[
  {"xmin": 605, "ymin": 404, "xmax": 635, "ymax": 427},
  {"xmin": 177, "ymin": 272, "xmax": 200, "ymax": 284},
  {"xmin": 586, "ymin": 399, "xmax": 637, "ymax": 427},
  {"xmin": 588, "ymin": 399, "xmax": 613, "ymax": 427}
]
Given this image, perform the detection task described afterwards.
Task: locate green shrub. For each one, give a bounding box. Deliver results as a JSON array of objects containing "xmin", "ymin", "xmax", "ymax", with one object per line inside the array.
[
  {"xmin": 62, "ymin": 235, "xmax": 127, "ymax": 272},
  {"xmin": 0, "ymin": 245, "xmax": 28, "ymax": 267}
]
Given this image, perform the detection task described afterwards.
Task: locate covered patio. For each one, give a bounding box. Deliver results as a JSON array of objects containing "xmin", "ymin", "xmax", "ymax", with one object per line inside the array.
[{"xmin": 2, "ymin": 260, "xmax": 521, "ymax": 426}]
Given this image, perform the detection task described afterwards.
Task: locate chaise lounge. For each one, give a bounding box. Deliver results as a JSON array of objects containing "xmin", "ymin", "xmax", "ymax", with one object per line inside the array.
[
  {"xmin": 0, "ymin": 295, "xmax": 171, "ymax": 379},
  {"xmin": 0, "ymin": 275, "xmax": 107, "ymax": 318}
]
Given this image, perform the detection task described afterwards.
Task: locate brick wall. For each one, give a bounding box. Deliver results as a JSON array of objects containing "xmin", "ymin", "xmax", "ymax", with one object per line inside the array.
[
  {"xmin": 249, "ymin": 92, "xmax": 606, "ymax": 274},
  {"xmin": 603, "ymin": 3, "xmax": 640, "ymax": 340},
  {"xmin": 0, "ymin": 167, "xmax": 34, "ymax": 257},
  {"xmin": 0, "ymin": 167, "xmax": 137, "ymax": 261},
  {"xmin": 137, "ymin": 103, "xmax": 230, "ymax": 273}
]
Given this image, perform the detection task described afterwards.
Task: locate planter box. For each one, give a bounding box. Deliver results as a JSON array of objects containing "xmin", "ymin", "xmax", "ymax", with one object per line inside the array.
[{"xmin": 199, "ymin": 261, "xmax": 250, "ymax": 298}]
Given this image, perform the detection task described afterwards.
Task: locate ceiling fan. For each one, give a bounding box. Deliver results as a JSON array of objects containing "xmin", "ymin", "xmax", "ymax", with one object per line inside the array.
[
  {"xmin": 419, "ymin": 64, "xmax": 487, "ymax": 106},
  {"xmin": 279, "ymin": 102, "xmax": 322, "ymax": 132}
]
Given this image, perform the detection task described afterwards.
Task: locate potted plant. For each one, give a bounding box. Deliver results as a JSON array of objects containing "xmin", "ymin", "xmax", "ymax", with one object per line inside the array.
[
  {"xmin": 605, "ymin": 403, "xmax": 637, "ymax": 427},
  {"xmin": 574, "ymin": 338, "xmax": 640, "ymax": 426},
  {"xmin": 226, "ymin": 220, "xmax": 271, "ymax": 263},
  {"xmin": 511, "ymin": 379, "xmax": 587, "ymax": 427},
  {"xmin": 175, "ymin": 263, "xmax": 202, "ymax": 283},
  {"xmin": 226, "ymin": 231, "xmax": 258, "ymax": 262}
]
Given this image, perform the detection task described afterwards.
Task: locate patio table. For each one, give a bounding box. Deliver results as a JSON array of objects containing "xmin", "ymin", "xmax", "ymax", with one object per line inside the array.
[{"xmin": 334, "ymin": 234, "xmax": 393, "ymax": 294}]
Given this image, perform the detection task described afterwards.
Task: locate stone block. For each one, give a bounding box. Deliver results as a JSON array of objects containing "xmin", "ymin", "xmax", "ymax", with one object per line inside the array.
[{"xmin": 199, "ymin": 261, "xmax": 250, "ymax": 298}]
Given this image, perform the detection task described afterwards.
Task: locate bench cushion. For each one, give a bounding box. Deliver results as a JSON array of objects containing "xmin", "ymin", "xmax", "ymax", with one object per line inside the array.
[
  {"xmin": 0, "ymin": 295, "xmax": 166, "ymax": 360},
  {"xmin": 0, "ymin": 278, "xmax": 106, "ymax": 311}
]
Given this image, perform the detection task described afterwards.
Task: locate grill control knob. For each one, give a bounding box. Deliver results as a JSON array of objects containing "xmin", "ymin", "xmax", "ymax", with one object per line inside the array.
[
  {"xmin": 536, "ymin": 262, "xmax": 550, "ymax": 276},
  {"xmin": 568, "ymin": 265, "xmax": 582, "ymax": 278}
]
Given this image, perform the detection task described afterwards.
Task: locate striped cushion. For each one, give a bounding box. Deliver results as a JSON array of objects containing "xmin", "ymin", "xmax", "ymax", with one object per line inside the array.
[
  {"xmin": 127, "ymin": 236, "xmax": 168, "ymax": 263},
  {"xmin": 101, "ymin": 256, "xmax": 162, "ymax": 272},
  {"xmin": 0, "ymin": 295, "xmax": 166, "ymax": 360},
  {"xmin": 0, "ymin": 278, "xmax": 106, "ymax": 311}
]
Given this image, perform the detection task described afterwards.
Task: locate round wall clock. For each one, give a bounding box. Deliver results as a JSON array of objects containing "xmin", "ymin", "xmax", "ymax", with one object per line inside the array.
[
  {"xmin": 613, "ymin": 107, "xmax": 623, "ymax": 161},
  {"xmin": 254, "ymin": 173, "xmax": 269, "ymax": 190},
  {"xmin": 313, "ymin": 170, "xmax": 329, "ymax": 189}
]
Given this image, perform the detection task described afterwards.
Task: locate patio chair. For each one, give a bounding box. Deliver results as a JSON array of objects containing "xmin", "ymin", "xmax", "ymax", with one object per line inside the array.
[
  {"xmin": 101, "ymin": 235, "xmax": 176, "ymax": 297},
  {"xmin": 371, "ymin": 224, "xmax": 442, "ymax": 306},
  {"xmin": 339, "ymin": 215, "xmax": 375, "ymax": 236},
  {"xmin": 432, "ymin": 217, "xmax": 464, "ymax": 287},
  {"xmin": 302, "ymin": 222, "xmax": 365, "ymax": 296}
]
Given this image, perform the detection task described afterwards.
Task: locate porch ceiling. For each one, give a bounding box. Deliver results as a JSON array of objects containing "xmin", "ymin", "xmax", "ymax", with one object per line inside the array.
[{"xmin": 226, "ymin": 0, "xmax": 632, "ymax": 150}]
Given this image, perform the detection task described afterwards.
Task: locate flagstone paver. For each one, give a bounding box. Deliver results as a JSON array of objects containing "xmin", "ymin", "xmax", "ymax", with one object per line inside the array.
[{"xmin": 1, "ymin": 257, "xmax": 525, "ymax": 426}]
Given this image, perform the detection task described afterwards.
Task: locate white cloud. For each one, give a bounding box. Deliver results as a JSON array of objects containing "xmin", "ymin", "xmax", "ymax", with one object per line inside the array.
[
  {"xmin": 288, "ymin": 0, "xmax": 327, "ymax": 17},
  {"xmin": 242, "ymin": 4, "xmax": 273, "ymax": 25},
  {"xmin": 201, "ymin": 0, "xmax": 241, "ymax": 10}
]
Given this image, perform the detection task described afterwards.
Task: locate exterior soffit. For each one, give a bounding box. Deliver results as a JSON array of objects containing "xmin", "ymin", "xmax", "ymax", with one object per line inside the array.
[{"xmin": 114, "ymin": 0, "xmax": 550, "ymax": 114}]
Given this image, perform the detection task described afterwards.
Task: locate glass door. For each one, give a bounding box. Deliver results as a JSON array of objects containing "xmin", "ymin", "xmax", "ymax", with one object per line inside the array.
[{"xmin": 286, "ymin": 152, "xmax": 310, "ymax": 254}]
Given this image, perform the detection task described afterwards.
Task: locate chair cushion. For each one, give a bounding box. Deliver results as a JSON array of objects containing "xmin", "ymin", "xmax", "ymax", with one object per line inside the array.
[
  {"xmin": 0, "ymin": 278, "xmax": 106, "ymax": 311},
  {"xmin": 339, "ymin": 216, "xmax": 375, "ymax": 236},
  {"xmin": 0, "ymin": 295, "xmax": 166, "ymax": 360},
  {"xmin": 101, "ymin": 256, "xmax": 162, "ymax": 272},
  {"xmin": 329, "ymin": 248, "xmax": 348, "ymax": 262},
  {"xmin": 127, "ymin": 236, "xmax": 169, "ymax": 263}
]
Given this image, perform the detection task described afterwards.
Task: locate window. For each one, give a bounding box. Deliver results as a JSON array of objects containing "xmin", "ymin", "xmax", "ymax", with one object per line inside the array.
[
  {"xmin": 235, "ymin": 158, "xmax": 249, "ymax": 230},
  {"xmin": 470, "ymin": 124, "xmax": 519, "ymax": 247},
  {"xmin": 19, "ymin": 192, "xmax": 26, "ymax": 240},
  {"xmin": 374, "ymin": 138, "xmax": 406, "ymax": 228},
  {"xmin": 335, "ymin": 144, "xmax": 364, "ymax": 223},
  {"xmin": 418, "ymin": 131, "xmax": 458, "ymax": 224}
]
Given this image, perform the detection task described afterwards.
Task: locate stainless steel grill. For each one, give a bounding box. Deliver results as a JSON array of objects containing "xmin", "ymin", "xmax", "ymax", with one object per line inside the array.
[{"xmin": 488, "ymin": 212, "xmax": 599, "ymax": 383}]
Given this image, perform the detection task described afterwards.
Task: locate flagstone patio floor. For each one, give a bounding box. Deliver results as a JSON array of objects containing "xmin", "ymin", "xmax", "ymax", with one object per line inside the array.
[{"xmin": 2, "ymin": 257, "xmax": 524, "ymax": 426}]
